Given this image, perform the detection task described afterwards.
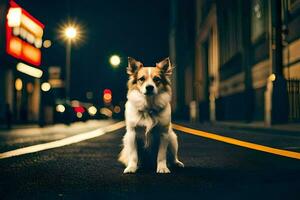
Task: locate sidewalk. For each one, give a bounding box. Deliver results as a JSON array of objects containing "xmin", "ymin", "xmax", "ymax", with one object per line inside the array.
[
  {"xmin": 211, "ymin": 121, "xmax": 300, "ymax": 135},
  {"xmin": 175, "ymin": 120, "xmax": 300, "ymax": 136},
  {"xmin": 0, "ymin": 120, "xmax": 116, "ymax": 153},
  {"xmin": 0, "ymin": 124, "xmax": 39, "ymax": 131}
]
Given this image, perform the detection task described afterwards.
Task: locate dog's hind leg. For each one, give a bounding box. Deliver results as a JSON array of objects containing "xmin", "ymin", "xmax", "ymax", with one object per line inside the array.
[
  {"xmin": 169, "ymin": 130, "xmax": 184, "ymax": 168},
  {"xmin": 119, "ymin": 126, "xmax": 138, "ymax": 173}
]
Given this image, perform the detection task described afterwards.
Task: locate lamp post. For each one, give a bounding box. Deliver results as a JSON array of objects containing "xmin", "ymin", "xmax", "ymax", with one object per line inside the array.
[{"xmin": 64, "ymin": 26, "xmax": 77, "ymax": 99}]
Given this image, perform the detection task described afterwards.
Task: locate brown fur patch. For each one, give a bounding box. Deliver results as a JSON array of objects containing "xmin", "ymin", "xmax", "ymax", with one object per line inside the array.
[{"xmin": 127, "ymin": 66, "xmax": 171, "ymax": 94}]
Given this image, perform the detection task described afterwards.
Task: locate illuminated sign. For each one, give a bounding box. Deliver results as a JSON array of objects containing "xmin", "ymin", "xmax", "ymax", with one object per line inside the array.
[
  {"xmin": 16, "ymin": 62, "xmax": 43, "ymax": 78},
  {"xmin": 6, "ymin": 1, "xmax": 44, "ymax": 66}
]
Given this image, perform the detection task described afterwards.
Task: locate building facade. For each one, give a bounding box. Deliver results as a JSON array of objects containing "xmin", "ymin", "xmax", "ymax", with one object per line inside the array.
[
  {"xmin": 0, "ymin": 1, "xmax": 44, "ymax": 125},
  {"xmin": 170, "ymin": 0, "xmax": 300, "ymax": 124}
]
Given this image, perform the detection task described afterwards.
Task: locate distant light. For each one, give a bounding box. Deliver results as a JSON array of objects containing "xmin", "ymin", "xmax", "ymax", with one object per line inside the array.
[
  {"xmin": 103, "ymin": 89, "xmax": 112, "ymax": 104},
  {"xmin": 100, "ymin": 108, "xmax": 113, "ymax": 117},
  {"xmin": 76, "ymin": 112, "xmax": 83, "ymax": 118},
  {"xmin": 71, "ymin": 100, "xmax": 80, "ymax": 107},
  {"xmin": 16, "ymin": 62, "xmax": 43, "ymax": 78},
  {"xmin": 88, "ymin": 106, "xmax": 97, "ymax": 116},
  {"xmin": 41, "ymin": 82, "xmax": 51, "ymax": 92},
  {"xmin": 86, "ymin": 91, "xmax": 93, "ymax": 100},
  {"xmin": 269, "ymin": 74, "xmax": 276, "ymax": 82},
  {"xmin": 43, "ymin": 40, "xmax": 52, "ymax": 48},
  {"xmin": 59, "ymin": 22, "xmax": 83, "ymax": 43},
  {"xmin": 56, "ymin": 104, "xmax": 65, "ymax": 113},
  {"xmin": 27, "ymin": 83, "xmax": 34, "ymax": 93},
  {"xmin": 109, "ymin": 55, "xmax": 121, "ymax": 67},
  {"xmin": 74, "ymin": 106, "xmax": 85, "ymax": 113},
  {"xmin": 104, "ymin": 89, "xmax": 112, "ymax": 94},
  {"xmin": 7, "ymin": 8, "xmax": 22, "ymax": 27},
  {"xmin": 15, "ymin": 78, "xmax": 23, "ymax": 91},
  {"xmin": 103, "ymin": 93, "xmax": 112, "ymax": 103},
  {"xmin": 65, "ymin": 27, "xmax": 77, "ymax": 39},
  {"xmin": 114, "ymin": 106, "xmax": 121, "ymax": 113}
]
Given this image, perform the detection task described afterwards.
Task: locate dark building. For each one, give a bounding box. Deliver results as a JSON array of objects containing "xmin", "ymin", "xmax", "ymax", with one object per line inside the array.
[
  {"xmin": 169, "ymin": 0, "xmax": 196, "ymax": 119},
  {"xmin": 170, "ymin": 0, "xmax": 300, "ymax": 124}
]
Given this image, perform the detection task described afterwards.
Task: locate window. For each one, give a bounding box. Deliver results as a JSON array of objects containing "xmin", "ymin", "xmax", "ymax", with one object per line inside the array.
[{"xmin": 251, "ymin": 0, "xmax": 267, "ymax": 43}]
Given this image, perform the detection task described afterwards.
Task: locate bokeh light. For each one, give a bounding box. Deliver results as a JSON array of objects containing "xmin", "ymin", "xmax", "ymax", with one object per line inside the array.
[
  {"xmin": 76, "ymin": 112, "xmax": 83, "ymax": 118},
  {"xmin": 88, "ymin": 106, "xmax": 97, "ymax": 116},
  {"xmin": 15, "ymin": 78, "xmax": 23, "ymax": 91},
  {"xmin": 43, "ymin": 40, "xmax": 52, "ymax": 48},
  {"xmin": 41, "ymin": 82, "xmax": 51, "ymax": 92},
  {"xmin": 114, "ymin": 106, "xmax": 121, "ymax": 113},
  {"xmin": 56, "ymin": 104, "xmax": 65, "ymax": 113},
  {"xmin": 109, "ymin": 55, "xmax": 121, "ymax": 67},
  {"xmin": 26, "ymin": 83, "xmax": 34, "ymax": 93}
]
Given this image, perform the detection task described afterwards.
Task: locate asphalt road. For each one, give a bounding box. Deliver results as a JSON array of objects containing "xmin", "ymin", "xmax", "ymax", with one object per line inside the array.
[{"xmin": 0, "ymin": 121, "xmax": 300, "ymax": 200}]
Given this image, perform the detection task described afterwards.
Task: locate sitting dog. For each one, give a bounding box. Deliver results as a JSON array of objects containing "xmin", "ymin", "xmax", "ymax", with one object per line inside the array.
[{"xmin": 119, "ymin": 57, "xmax": 184, "ymax": 173}]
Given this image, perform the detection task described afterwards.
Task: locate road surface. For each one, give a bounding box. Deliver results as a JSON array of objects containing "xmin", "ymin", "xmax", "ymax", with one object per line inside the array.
[{"xmin": 0, "ymin": 120, "xmax": 300, "ymax": 199}]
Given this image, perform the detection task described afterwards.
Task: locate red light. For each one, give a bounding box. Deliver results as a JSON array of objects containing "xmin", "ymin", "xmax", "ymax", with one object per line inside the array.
[
  {"xmin": 104, "ymin": 89, "xmax": 112, "ymax": 95},
  {"xmin": 73, "ymin": 106, "xmax": 85, "ymax": 113},
  {"xmin": 103, "ymin": 89, "xmax": 112, "ymax": 104}
]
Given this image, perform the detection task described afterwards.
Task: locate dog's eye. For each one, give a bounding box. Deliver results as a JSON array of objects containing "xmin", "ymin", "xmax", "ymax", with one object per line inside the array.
[
  {"xmin": 138, "ymin": 76, "xmax": 145, "ymax": 82},
  {"xmin": 153, "ymin": 76, "xmax": 161, "ymax": 83}
]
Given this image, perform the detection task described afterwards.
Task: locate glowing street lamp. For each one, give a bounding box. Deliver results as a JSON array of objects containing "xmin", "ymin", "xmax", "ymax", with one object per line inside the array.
[
  {"xmin": 109, "ymin": 55, "xmax": 121, "ymax": 68},
  {"xmin": 65, "ymin": 27, "xmax": 77, "ymax": 39},
  {"xmin": 60, "ymin": 24, "xmax": 80, "ymax": 99}
]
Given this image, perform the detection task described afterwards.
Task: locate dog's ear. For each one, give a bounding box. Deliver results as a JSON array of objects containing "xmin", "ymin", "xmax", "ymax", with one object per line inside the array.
[
  {"xmin": 156, "ymin": 57, "xmax": 172, "ymax": 76},
  {"xmin": 127, "ymin": 57, "xmax": 143, "ymax": 75}
]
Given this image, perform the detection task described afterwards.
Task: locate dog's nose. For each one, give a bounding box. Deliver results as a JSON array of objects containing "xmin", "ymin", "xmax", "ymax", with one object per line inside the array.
[{"xmin": 146, "ymin": 85, "xmax": 154, "ymax": 93}]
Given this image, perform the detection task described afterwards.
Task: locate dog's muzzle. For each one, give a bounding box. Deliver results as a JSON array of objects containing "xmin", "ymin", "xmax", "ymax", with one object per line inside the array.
[{"xmin": 145, "ymin": 85, "xmax": 154, "ymax": 95}]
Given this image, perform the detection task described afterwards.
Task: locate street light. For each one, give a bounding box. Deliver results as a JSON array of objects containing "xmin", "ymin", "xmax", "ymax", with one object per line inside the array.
[
  {"xmin": 109, "ymin": 55, "xmax": 121, "ymax": 68},
  {"xmin": 62, "ymin": 25, "xmax": 79, "ymax": 100},
  {"xmin": 65, "ymin": 27, "xmax": 77, "ymax": 39}
]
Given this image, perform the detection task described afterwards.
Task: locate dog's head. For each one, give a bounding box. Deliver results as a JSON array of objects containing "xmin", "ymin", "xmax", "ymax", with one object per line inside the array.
[{"xmin": 127, "ymin": 57, "xmax": 173, "ymax": 96}]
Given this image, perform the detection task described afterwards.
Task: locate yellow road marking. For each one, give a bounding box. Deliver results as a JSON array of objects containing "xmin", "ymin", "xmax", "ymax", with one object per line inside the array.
[
  {"xmin": 173, "ymin": 124, "xmax": 300, "ymax": 160},
  {"xmin": 0, "ymin": 121, "xmax": 125, "ymax": 160}
]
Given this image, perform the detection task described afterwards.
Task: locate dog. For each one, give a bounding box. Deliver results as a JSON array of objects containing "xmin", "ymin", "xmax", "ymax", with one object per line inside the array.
[{"xmin": 118, "ymin": 57, "xmax": 184, "ymax": 173}]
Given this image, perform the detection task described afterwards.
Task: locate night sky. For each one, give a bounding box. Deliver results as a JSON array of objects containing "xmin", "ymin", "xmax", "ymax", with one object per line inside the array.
[{"xmin": 15, "ymin": 0, "xmax": 170, "ymax": 105}]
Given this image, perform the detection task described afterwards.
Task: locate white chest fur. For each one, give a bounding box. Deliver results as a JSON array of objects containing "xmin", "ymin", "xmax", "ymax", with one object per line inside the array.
[{"xmin": 125, "ymin": 90, "xmax": 171, "ymax": 131}]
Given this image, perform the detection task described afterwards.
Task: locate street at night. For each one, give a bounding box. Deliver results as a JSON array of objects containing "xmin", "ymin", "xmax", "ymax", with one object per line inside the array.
[
  {"xmin": 1, "ymin": 121, "xmax": 300, "ymax": 199},
  {"xmin": 1, "ymin": 0, "xmax": 300, "ymax": 199}
]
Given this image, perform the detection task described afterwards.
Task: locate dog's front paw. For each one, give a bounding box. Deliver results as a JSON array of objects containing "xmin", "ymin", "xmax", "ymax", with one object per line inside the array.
[
  {"xmin": 156, "ymin": 165, "xmax": 170, "ymax": 173},
  {"xmin": 123, "ymin": 166, "xmax": 138, "ymax": 174},
  {"xmin": 174, "ymin": 160, "xmax": 184, "ymax": 168}
]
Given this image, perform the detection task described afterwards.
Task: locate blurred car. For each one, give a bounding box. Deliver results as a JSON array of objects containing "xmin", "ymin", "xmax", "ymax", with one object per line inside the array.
[{"xmin": 53, "ymin": 99, "xmax": 112, "ymax": 124}]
